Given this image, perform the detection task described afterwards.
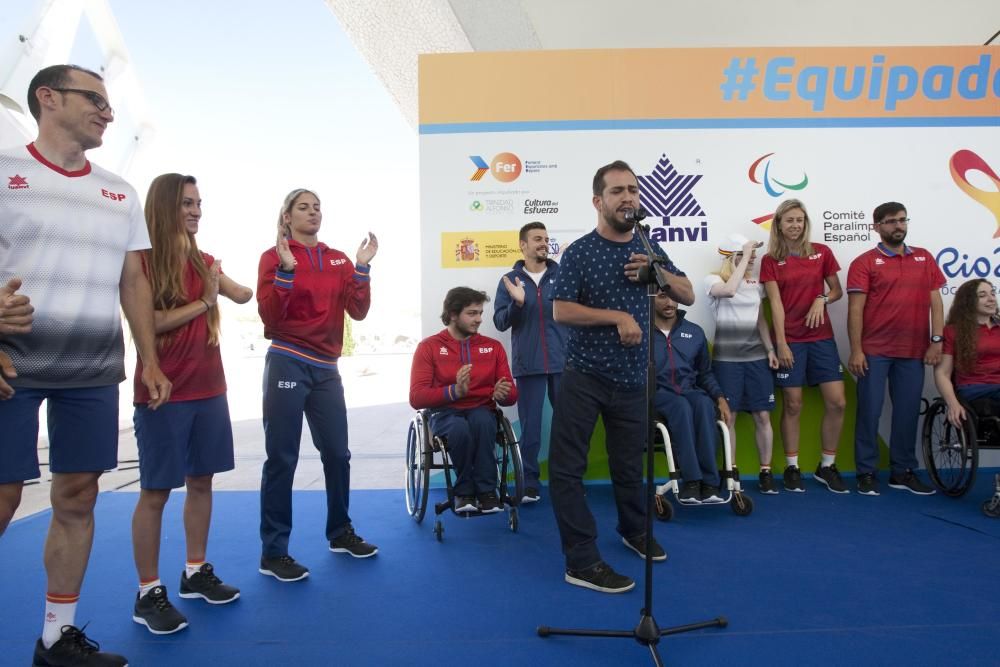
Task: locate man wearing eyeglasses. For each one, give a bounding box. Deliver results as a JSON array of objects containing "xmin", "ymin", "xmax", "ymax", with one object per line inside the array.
[
  {"xmin": 846, "ymin": 201, "xmax": 945, "ymax": 497},
  {"xmin": 0, "ymin": 64, "xmax": 170, "ymax": 667}
]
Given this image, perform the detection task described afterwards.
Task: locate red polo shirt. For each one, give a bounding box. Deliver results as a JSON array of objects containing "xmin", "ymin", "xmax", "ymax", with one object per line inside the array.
[
  {"xmin": 760, "ymin": 242, "xmax": 840, "ymax": 343},
  {"xmin": 944, "ymin": 322, "xmax": 1000, "ymax": 387},
  {"xmin": 846, "ymin": 244, "xmax": 945, "ymax": 358}
]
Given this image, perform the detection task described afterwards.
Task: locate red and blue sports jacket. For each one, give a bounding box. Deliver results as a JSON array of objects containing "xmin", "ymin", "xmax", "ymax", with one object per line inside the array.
[
  {"xmin": 409, "ymin": 329, "xmax": 518, "ymax": 411},
  {"xmin": 257, "ymin": 239, "xmax": 370, "ymax": 368}
]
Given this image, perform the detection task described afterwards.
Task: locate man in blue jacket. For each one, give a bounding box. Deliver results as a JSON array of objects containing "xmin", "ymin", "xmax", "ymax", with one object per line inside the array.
[
  {"xmin": 494, "ymin": 222, "xmax": 567, "ymax": 502},
  {"xmin": 653, "ymin": 289, "xmax": 731, "ymax": 504}
]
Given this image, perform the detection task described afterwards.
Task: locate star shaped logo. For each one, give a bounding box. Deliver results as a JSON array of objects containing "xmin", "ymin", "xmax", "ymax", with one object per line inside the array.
[
  {"xmin": 636, "ymin": 154, "xmax": 705, "ymax": 226},
  {"xmin": 8, "ymin": 174, "xmax": 28, "ymax": 190}
]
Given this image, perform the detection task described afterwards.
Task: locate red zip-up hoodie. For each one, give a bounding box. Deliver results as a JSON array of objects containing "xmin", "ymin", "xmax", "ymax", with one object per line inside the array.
[
  {"xmin": 257, "ymin": 240, "xmax": 370, "ymax": 367},
  {"xmin": 409, "ymin": 330, "xmax": 518, "ymax": 410}
]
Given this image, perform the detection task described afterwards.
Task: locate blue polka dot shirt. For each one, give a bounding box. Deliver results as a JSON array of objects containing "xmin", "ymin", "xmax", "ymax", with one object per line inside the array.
[{"xmin": 553, "ymin": 230, "xmax": 685, "ymax": 389}]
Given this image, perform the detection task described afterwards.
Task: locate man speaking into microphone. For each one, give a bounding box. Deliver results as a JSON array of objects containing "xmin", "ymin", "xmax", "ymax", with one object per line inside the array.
[{"xmin": 548, "ymin": 160, "xmax": 693, "ymax": 593}]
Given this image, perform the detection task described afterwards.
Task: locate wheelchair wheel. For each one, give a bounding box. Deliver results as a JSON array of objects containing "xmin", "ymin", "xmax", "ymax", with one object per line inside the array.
[
  {"xmin": 434, "ymin": 520, "xmax": 444, "ymax": 541},
  {"xmin": 653, "ymin": 493, "xmax": 673, "ymax": 522},
  {"xmin": 405, "ymin": 414, "xmax": 431, "ymax": 522},
  {"xmin": 497, "ymin": 418, "xmax": 525, "ymax": 506},
  {"xmin": 731, "ymin": 491, "xmax": 753, "ymax": 517},
  {"xmin": 983, "ymin": 498, "xmax": 1000, "ymax": 518},
  {"xmin": 921, "ymin": 399, "xmax": 978, "ymax": 497},
  {"xmin": 509, "ymin": 507, "xmax": 519, "ymax": 533}
]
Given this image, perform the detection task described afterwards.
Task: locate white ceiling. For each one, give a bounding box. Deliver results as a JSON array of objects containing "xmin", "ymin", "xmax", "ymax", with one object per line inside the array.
[{"xmin": 325, "ymin": 0, "xmax": 1000, "ymax": 128}]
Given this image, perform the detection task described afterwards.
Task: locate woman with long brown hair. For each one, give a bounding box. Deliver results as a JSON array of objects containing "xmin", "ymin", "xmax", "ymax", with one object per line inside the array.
[
  {"xmin": 935, "ymin": 278, "xmax": 1000, "ymax": 426},
  {"xmin": 130, "ymin": 173, "xmax": 253, "ymax": 635},
  {"xmin": 760, "ymin": 198, "xmax": 848, "ymax": 494}
]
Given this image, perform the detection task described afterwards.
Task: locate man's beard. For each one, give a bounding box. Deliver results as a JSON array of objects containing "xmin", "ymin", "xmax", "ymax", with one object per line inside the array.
[
  {"xmin": 604, "ymin": 208, "xmax": 634, "ymax": 233},
  {"xmin": 456, "ymin": 322, "xmax": 478, "ymax": 337},
  {"xmin": 882, "ymin": 230, "xmax": 907, "ymax": 245}
]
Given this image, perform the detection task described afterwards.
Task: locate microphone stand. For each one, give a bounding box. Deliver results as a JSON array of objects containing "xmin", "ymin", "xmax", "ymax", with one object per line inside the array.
[{"xmin": 537, "ymin": 215, "xmax": 727, "ymax": 666}]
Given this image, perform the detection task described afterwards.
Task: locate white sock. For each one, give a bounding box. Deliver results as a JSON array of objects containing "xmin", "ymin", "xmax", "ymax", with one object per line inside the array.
[
  {"xmin": 786, "ymin": 455, "xmax": 799, "ymax": 467},
  {"xmin": 42, "ymin": 594, "xmax": 78, "ymax": 648},
  {"xmin": 139, "ymin": 578, "xmax": 162, "ymax": 598},
  {"xmin": 821, "ymin": 452, "xmax": 836, "ymax": 467},
  {"xmin": 185, "ymin": 561, "xmax": 205, "ymax": 578}
]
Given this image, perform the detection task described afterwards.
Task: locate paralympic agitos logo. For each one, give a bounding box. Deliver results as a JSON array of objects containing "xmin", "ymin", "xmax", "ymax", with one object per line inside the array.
[{"xmin": 748, "ymin": 152, "xmax": 809, "ymax": 230}]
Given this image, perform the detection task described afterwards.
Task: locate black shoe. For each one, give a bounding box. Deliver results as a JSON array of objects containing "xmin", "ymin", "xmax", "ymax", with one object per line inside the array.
[
  {"xmin": 329, "ymin": 526, "xmax": 378, "ymax": 558},
  {"xmin": 700, "ymin": 483, "xmax": 725, "ymax": 504},
  {"xmin": 33, "ymin": 625, "xmax": 128, "ymax": 666},
  {"xmin": 477, "ymin": 492, "xmax": 503, "ymax": 514},
  {"xmin": 758, "ymin": 470, "xmax": 779, "ymax": 494},
  {"xmin": 132, "ymin": 586, "xmax": 188, "ymax": 635},
  {"xmin": 677, "ymin": 480, "xmax": 702, "ymax": 505},
  {"xmin": 564, "ymin": 561, "xmax": 635, "ymax": 593},
  {"xmin": 454, "ymin": 495, "xmax": 477, "ymax": 513},
  {"xmin": 622, "ymin": 534, "xmax": 668, "ymax": 562},
  {"xmin": 814, "ymin": 463, "xmax": 849, "ymax": 494},
  {"xmin": 857, "ymin": 472, "xmax": 880, "ymax": 496},
  {"xmin": 783, "ymin": 465, "xmax": 805, "ymax": 492},
  {"xmin": 259, "ymin": 555, "xmax": 310, "ymax": 582},
  {"xmin": 179, "ymin": 563, "xmax": 240, "ymax": 604},
  {"xmin": 889, "ymin": 469, "xmax": 936, "ymax": 495},
  {"xmin": 521, "ymin": 487, "xmax": 541, "ymax": 503}
]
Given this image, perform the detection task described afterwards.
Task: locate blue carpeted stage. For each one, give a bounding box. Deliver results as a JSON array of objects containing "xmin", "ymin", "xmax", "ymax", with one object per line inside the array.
[{"xmin": 2, "ymin": 476, "xmax": 999, "ymax": 666}]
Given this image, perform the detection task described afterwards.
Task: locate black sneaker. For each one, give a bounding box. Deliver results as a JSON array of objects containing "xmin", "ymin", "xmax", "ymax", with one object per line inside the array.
[
  {"xmin": 521, "ymin": 487, "xmax": 540, "ymax": 503},
  {"xmin": 259, "ymin": 555, "xmax": 310, "ymax": 582},
  {"xmin": 677, "ymin": 480, "xmax": 702, "ymax": 505},
  {"xmin": 783, "ymin": 465, "xmax": 805, "ymax": 492},
  {"xmin": 700, "ymin": 483, "xmax": 725, "ymax": 504},
  {"xmin": 179, "ymin": 563, "xmax": 240, "ymax": 604},
  {"xmin": 477, "ymin": 492, "xmax": 503, "ymax": 514},
  {"xmin": 329, "ymin": 526, "xmax": 378, "ymax": 558},
  {"xmin": 564, "ymin": 561, "xmax": 635, "ymax": 593},
  {"xmin": 622, "ymin": 534, "xmax": 668, "ymax": 562},
  {"xmin": 814, "ymin": 463, "xmax": 849, "ymax": 494},
  {"xmin": 132, "ymin": 585, "xmax": 188, "ymax": 635},
  {"xmin": 454, "ymin": 495, "xmax": 477, "ymax": 513},
  {"xmin": 857, "ymin": 472, "xmax": 880, "ymax": 496},
  {"xmin": 758, "ymin": 470, "xmax": 778, "ymax": 494},
  {"xmin": 33, "ymin": 625, "xmax": 127, "ymax": 666},
  {"xmin": 888, "ymin": 469, "xmax": 936, "ymax": 495}
]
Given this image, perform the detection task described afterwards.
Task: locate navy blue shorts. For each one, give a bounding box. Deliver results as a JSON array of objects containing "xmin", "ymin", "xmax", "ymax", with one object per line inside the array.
[
  {"xmin": 134, "ymin": 394, "xmax": 235, "ymax": 490},
  {"xmin": 0, "ymin": 385, "xmax": 119, "ymax": 484},
  {"xmin": 774, "ymin": 338, "xmax": 843, "ymax": 388},
  {"xmin": 713, "ymin": 359, "xmax": 776, "ymax": 412}
]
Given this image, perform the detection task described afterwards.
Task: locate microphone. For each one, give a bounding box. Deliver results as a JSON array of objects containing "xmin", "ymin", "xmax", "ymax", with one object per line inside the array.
[{"xmin": 623, "ymin": 207, "xmax": 649, "ymax": 223}]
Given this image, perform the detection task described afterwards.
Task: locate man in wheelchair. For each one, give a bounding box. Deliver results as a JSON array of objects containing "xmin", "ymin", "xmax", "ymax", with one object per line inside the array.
[
  {"xmin": 409, "ymin": 287, "xmax": 518, "ymax": 514},
  {"xmin": 652, "ymin": 289, "xmax": 732, "ymax": 504}
]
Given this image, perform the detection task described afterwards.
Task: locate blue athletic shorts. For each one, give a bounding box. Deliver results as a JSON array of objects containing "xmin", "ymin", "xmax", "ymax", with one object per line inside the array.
[
  {"xmin": 713, "ymin": 359, "xmax": 776, "ymax": 412},
  {"xmin": 774, "ymin": 338, "xmax": 844, "ymax": 388},
  {"xmin": 133, "ymin": 394, "xmax": 235, "ymax": 489},
  {"xmin": 0, "ymin": 385, "xmax": 119, "ymax": 484}
]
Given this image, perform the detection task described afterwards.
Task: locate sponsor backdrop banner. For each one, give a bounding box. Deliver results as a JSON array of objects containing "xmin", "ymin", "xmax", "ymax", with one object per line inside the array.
[{"xmin": 419, "ymin": 47, "xmax": 1000, "ymax": 476}]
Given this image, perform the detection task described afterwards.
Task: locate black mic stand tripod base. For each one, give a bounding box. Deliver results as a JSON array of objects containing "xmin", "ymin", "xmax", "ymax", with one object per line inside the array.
[{"xmin": 536, "ymin": 219, "xmax": 727, "ymax": 666}]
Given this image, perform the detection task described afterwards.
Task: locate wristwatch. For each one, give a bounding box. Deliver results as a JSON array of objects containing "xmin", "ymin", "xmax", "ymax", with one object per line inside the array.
[
  {"xmin": 930, "ymin": 334, "xmax": 943, "ymax": 343},
  {"xmin": 816, "ymin": 294, "xmax": 829, "ymax": 303}
]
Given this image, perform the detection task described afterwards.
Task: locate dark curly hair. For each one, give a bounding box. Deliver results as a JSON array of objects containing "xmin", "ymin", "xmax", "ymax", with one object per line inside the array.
[{"xmin": 946, "ymin": 278, "xmax": 993, "ymax": 373}]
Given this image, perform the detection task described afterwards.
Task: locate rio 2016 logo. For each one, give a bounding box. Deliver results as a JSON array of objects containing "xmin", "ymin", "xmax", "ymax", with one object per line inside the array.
[
  {"xmin": 469, "ymin": 153, "xmax": 522, "ymax": 183},
  {"xmin": 936, "ymin": 149, "xmax": 1000, "ymax": 290}
]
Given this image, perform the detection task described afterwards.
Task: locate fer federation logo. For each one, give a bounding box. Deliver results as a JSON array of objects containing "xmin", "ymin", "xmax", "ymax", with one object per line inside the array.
[
  {"xmin": 747, "ymin": 152, "xmax": 808, "ymax": 230},
  {"xmin": 469, "ymin": 153, "xmax": 522, "ymax": 183}
]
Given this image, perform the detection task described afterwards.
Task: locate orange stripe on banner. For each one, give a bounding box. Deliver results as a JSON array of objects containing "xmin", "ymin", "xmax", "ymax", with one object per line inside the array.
[{"xmin": 419, "ymin": 46, "xmax": 998, "ymax": 123}]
